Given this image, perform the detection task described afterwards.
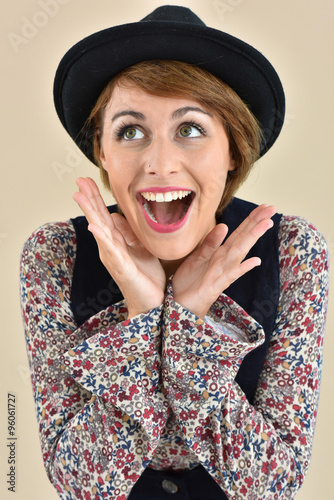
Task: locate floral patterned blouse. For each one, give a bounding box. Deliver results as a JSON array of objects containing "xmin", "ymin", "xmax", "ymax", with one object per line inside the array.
[{"xmin": 20, "ymin": 214, "xmax": 329, "ymax": 499}]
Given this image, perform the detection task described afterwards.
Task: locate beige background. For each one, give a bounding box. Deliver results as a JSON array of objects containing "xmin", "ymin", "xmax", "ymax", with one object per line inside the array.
[{"xmin": 1, "ymin": 0, "xmax": 333, "ymax": 498}]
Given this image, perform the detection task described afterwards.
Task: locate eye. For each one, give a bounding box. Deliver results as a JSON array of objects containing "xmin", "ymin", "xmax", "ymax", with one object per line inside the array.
[
  {"xmin": 123, "ymin": 127, "xmax": 145, "ymax": 140},
  {"xmin": 115, "ymin": 123, "xmax": 145, "ymax": 141},
  {"xmin": 178, "ymin": 123, "xmax": 204, "ymax": 138}
]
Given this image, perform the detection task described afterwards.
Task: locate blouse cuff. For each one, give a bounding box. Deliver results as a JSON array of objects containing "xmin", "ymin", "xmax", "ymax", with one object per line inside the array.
[
  {"xmin": 60, "ymin": 302, "xmax": 168, "ymax": 441},
  {"xmin": 162, "ymin": 281, "xmax": 265, "ymax": 414}
]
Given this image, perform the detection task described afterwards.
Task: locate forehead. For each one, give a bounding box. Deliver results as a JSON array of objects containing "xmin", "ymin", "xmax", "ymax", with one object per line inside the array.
[{"xmin": 104, "ymin": 83, "xmax": 210, "ymax": 115}]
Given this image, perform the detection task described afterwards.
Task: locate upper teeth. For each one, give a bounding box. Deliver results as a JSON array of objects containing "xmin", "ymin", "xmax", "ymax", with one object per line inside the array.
[{"xmin": 141, "ymin": 190, "xmax": 191, "ymax": 202}]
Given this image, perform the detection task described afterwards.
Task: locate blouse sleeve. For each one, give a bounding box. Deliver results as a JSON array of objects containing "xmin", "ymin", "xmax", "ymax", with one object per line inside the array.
[
  {"xmin": 161, "ymin": 215, "xmax": 329, "ymax": 499},
  {"xmin": 20, "ymin": 221, "xmax": 168, "ymax": 500}
]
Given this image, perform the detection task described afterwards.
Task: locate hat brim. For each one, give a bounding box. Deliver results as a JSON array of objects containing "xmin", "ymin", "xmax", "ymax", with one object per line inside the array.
[{"xmin": 54, "ymin": 20, "xmax": 285, "ymax": 163}]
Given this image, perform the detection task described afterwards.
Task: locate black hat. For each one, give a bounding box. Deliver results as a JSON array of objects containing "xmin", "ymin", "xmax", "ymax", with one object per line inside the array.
[{"xmin": 54, "ymin": 5, "xmax": 285, "ymax": 164}]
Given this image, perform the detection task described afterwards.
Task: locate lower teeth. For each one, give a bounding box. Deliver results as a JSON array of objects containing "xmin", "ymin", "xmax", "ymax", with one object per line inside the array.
[
  {"xmin": 143, "ymin": 201, "xmax": 189, "ymax": 225},
  {"xmin": 144, "ymin": 202, "xmax": 157, "ymax": 223}
]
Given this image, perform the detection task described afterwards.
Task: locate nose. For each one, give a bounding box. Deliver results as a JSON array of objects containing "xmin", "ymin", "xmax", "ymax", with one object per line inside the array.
[{"xmin": 144, "ymin": 137, "xmax": 180, "ymax": 176}]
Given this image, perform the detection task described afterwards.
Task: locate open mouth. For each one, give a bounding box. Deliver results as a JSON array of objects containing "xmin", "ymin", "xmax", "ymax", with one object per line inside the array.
[{"xmin": 137, "ymin": 189, "xmax": 194, "ymax": 232}]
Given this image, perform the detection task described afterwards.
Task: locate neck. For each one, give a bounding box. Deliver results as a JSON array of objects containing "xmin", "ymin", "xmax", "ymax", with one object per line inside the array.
[{"xmin": 160, "ymin": 257, "xmax": 185, "ymax": 279}]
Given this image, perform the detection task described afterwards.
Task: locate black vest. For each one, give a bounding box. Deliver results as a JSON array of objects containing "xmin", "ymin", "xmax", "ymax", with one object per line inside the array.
[{"xmin": 70, "ymin": 198, "xmax": 282, "ymax": 498}]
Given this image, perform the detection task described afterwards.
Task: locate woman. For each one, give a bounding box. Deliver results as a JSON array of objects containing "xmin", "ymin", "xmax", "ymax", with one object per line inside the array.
[{"xmin": 20, "ymin": 5, "xmax": 329, "ymax": 500}]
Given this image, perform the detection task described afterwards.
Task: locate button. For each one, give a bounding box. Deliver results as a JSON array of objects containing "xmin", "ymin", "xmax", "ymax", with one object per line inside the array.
[{"xmin": 162, "ymin": 479, "xmax": 179, "ymax": 494}]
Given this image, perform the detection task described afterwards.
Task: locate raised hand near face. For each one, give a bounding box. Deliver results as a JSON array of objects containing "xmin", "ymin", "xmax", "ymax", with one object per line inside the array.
[
  {"xmin": 73, "ymin": 177, "xmax": 166, "ymax": 319},
  {"xmin": 172, "ymin": 204, "xmax": 277, "ymax": 319},
  {"xmin": 74, "ymin": 178, "xmax": 276, "ymax": 321}
]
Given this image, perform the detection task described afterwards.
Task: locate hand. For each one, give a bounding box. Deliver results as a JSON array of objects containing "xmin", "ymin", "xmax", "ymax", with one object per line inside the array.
[
  {"xmin": 172, "ymin": 204, "xmax": 277, "ymax": 319},
  {"xmin": 73, "ymin": 177, "xmax": 166, "ymax": 318}
]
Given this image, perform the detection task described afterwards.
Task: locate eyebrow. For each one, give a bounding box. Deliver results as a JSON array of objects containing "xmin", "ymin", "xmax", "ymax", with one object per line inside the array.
[
  {"xmin": 111, "ymin": 106, "xmax": 212, "ymax": 123},
  {"xmin": 171, "ymin": 106, "xmax": 213, "ymax": 119},
  {"xmin": 111, "ymin": 110, "xmax": 145, "ymax": 122}
]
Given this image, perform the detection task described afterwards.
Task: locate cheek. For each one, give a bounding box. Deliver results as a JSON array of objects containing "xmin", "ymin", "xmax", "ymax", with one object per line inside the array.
[
  {"xmin": 102, "ymin": 151, "xmax": 131, "ymax": 194},
  {"xmin": 194, "ymin": 154, "xmax": 229, "ymax": 201},
  {"xmin": 103, "ymin": 144, "xmax": 139, "ymax": 178},
  {"xmin": 102, "ymin": 161, "xmax": 125, "ymax": 205},
  {"xmin": 107, "ymin": 177, "xmax": 125, "ymax": 206},
  {"xmin": 205, "ymin": 165, "xmax": 228, "ymax": 191},
  {"xmin": 105, "ymin": 165, "xmax": 137, "ymax": 214}
]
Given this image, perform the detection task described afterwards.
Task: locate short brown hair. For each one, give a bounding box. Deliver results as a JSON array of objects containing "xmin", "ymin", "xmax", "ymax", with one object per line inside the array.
[{"xmin": 85, "ymin": 60, "xmax": 262, "ymax": 213}]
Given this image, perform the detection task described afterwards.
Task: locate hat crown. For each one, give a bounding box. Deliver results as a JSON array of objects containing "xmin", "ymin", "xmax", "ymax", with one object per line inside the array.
[
  {"xmin": 141, "ymin": 5, "xmax": 206, "ymax": 26},
  {"xmin": 54, "ymin": 4, "xmax": 285, "ymax": 162}
]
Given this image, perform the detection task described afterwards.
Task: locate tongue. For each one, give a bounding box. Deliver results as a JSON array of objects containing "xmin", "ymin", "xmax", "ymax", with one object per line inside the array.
[{"xmin": 149, "ymin": 199, "xmax": 186, "ymax": 225}]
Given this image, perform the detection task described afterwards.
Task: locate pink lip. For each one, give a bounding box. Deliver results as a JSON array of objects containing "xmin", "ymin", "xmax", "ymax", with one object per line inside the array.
[{"xmin": 136, "ymin": 187, "xmax": 194, "ymax": 234}]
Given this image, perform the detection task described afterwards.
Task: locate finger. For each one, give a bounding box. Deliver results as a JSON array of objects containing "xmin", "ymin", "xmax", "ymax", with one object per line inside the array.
[
  {"xmin": 238, "ymin": 256, "xmax": 262, "ymax": 276},
  {"xmin": 239, "ymin": 204, "xmax": 276, "ymax": 235},
  {"xmin": 84, "ymin": 178, "xmax": 113, "ymax": 219},
  {"xmin": 76, "ymin": 177, "xmax": 112, "ymax": 223},
  {"xmin": 75, "ymin": 177, "xmax": 102, "ymax": 217},
  {"xmin": 227, "ymin": 205, "xmax": 276, "ymax": 243},
  {"xmin": 110, "ymin": 213, "xmax": 142, "ymax": 247},
  {"xmin": 75, "ymin": 177, "xmax": 98, "ymax": 210},
  {"xmin": 74, "ymin": 191, "xmax": 116, "ymax": 243},
  {"xmin": 194, "ymin": 223, "xmax": 229, "ymax": 262},
  {"xmin": 74, "ymin": 178, "xmax": 116, "ymax": 236},
  {"xmin": 214, "ymin": 255, "xmax": 262, "ymax": 293},
  {"xmin": 223, "ymin": 217, "xmax": 274, "ymax": 267},
  {"xmin": 87, "ymin": 222, "xmax": 110, "ymax": 243},
  {"xmin": 88, "ymin": 222, "xmax": 127, "ymax": 268},
  {"xmin": 73, "ymin": 189, "xmax": 104, "ymax": 226},
  {"xmin": 88, "ymin": 223, "xmax": 143, "ymax": 289},
  {"xmin": 222, "ymin": 205, "xmax": 276, "ymax": 257}
]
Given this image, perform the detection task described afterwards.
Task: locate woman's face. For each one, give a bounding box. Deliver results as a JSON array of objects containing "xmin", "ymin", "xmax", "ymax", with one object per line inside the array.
[{"xmin": 99, "ymin": 84, "xmax": 235, "ymax": 262}]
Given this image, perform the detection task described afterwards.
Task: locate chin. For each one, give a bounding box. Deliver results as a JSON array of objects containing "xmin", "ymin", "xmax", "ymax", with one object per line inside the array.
[{"xmin": 147, "ymin": 239, "xmax": 195, "ymax": 262}]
